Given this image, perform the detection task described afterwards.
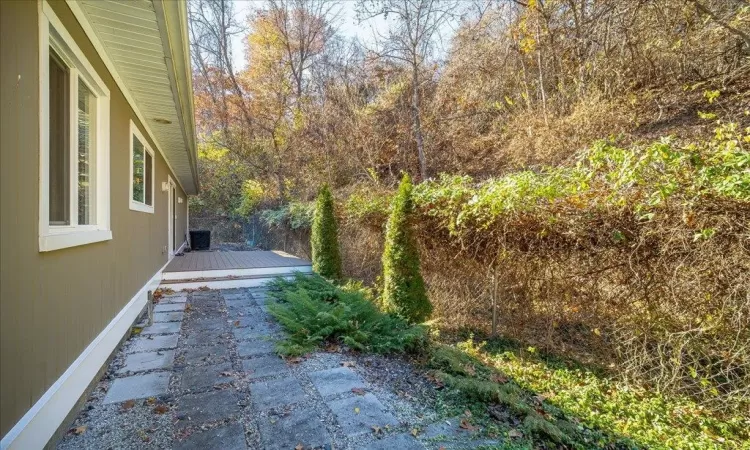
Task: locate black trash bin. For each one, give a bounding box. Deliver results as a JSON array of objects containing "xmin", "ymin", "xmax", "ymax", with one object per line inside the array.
[{"xmin": 190, "ymin": 230, "xmax": 211, "ymax": 250}]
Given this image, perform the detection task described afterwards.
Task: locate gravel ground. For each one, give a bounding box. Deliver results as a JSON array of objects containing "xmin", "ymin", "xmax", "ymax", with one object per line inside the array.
[{"xmin": 56, "ymin": 287, "xmax": 501, "ymax": 450}]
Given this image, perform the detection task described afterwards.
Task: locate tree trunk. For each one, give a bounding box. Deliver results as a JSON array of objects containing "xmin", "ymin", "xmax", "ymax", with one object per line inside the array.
[
  {"xmin": 412, "ymin": 66, "xmax": 427, "ymax": 181},
  {"xmin": 535, "ymin": 17, "xmax": 549, "ymax": 127}
]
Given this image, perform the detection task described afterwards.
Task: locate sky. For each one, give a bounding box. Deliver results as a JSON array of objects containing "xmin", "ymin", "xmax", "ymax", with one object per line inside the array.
[{"xmin": 230, "ymin": 0, "xmax": 392, "ymax": 71}]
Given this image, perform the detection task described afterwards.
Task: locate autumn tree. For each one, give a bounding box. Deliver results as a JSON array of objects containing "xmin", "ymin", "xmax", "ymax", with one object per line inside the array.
[
  {"xmin": 265, "ymin": 0, "xmax": 340, "ymax": 100},
  {"xmin": 189, "ymin": 0, "xmax": 340, "ymax": 202},
  {"xmin": 189, "ymin": 0, "xmax": 251, "ymax": 138},
  {"xmin": 357, "ymin": 0, "xmax": 460, "ymax": 181},
  {"xmin": 188, "ymin": 0, "xmax": 749, "ymax": 213}
]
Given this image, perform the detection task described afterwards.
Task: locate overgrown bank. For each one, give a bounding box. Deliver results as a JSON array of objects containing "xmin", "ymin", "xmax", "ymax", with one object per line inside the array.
[{"xmin": 260, "ymin": 121, "xmax": 750, "ymax": 424}]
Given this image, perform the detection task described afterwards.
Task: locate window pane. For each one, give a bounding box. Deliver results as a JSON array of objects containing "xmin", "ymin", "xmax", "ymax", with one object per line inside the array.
[
  {"xmin": 49, "ymin": 50, "xmax": 70, "ymax": 225},
  {"xmin": 145, "ymin": 151, "xmax": 153, "ymax": 206},
  {"xmin": 77, "ymin": 79, "xmax": 93, "ymax": 225},
  {"xmin": 132, "ymin": 136, "xmax": 145, "ymax": 203}
]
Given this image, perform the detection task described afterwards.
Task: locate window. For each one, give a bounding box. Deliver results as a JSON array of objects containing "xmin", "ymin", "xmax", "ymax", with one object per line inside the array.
[
  {"xmin": 39, "ymin": 3, "xmax": 111, "ymax": 252},
  {"xmin": 129, "ymin": 121, "xmax": 155, "ymax": 213},
  {"xmin": 48, "ymin": 50, "xmax": 69, "ymax": 225}
]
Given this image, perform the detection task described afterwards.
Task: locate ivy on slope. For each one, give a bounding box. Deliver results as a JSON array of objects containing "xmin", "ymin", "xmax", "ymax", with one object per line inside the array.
[{"xmin": 342, "ymin": 121, "xmax": 749, "ymax": 237}]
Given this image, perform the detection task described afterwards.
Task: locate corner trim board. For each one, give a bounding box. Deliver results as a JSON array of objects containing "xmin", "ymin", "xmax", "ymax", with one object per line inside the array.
[{"xmin": 0, "ymin": 260, "xmax": 169, "ymax": 450}]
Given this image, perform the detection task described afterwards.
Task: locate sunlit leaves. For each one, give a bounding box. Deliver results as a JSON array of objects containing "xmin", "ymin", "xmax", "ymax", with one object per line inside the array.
[{"xmin": 350, "ymin": 123, "xmax": 748, "ymax": 238}]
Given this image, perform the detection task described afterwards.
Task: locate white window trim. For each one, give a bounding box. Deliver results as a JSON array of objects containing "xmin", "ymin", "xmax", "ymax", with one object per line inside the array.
[
  {"xmin": 167, "ymin": 175, "xmax": 176, "ymax": 258},
  {"xmin": 129, "ymin": 120, "xmax": 155, "ymax": 214},
  {"xmin": 39, "ymin": 2, "xmax": 111, "ymax": 252}
]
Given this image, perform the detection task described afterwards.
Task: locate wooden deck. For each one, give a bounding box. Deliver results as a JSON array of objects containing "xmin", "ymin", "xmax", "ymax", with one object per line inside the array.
[{"xmin": 163, "ymin": 250, "xmax": 311, "ymax": 273}]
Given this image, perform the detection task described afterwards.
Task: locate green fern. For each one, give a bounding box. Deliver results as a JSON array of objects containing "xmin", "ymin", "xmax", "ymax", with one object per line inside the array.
[{"xmin": 267, "ymin": 274, "xmax": 426, "ymax": 356}]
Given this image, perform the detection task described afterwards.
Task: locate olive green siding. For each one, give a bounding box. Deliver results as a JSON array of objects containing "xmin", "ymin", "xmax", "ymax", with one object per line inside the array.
[{"xmin": 0, "ymin": 0, "xmax": 189, "ymax": 437}]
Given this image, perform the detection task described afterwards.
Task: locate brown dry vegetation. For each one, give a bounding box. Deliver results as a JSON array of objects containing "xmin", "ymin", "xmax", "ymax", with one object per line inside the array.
[
  {"xmin": 264, "ymin": 186, "xmax": 750, "ymax": 414},
  {"xmin": 188, "ymin": 0, "xmax": 750, "ymax": 425}
]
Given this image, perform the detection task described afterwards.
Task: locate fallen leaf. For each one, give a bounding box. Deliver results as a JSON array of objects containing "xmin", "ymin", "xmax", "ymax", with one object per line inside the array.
[
  {"xmin": 295, "ymin": 444, "xmax": 304, "ymax": 450},
  {"xmin": 371, "ymin": 425, "xmax": 382, "ymax": 435},
  {"xmin": 351, "ymin": 388, "xmax": 366, "ymax": 395},
  {"xmin": 487, "ymin": 405, "xmax": 509, "ymax": 422},
  {"xmin": 121, "ymin": 400, "xmax": 136, "ymax": 411},
  {"xmin": 509, "ymin": 429, "xmax": 523, "ymax": 438},
  {"xmin": 411, "ymin": 428, "xmax": 419, "ymax": 437},
  {"xmin": 459, "ymin": 418, "xmax": 478, "ymax": 432},
  {"xmin": 425, "ymin": 373, "xmax": 445, "ymax": 389},
  {"xmin": 323, "ymin": 342, "xmax": 339, "ymax": 352},
  {"xmin": 153, "ymin": 404, "xmax": 170, "ymax": 414},
  {"xmin": 286, "ymin": 356, "xmax": 304, "ymax": 364},
  {"xmin": 234, "ymin": 320, "xmax": 240, "ymax": 327},
  {"xmin": 131, "ymin": 327, "xmax": 143, "ymax": 335},
  {"xmin": 69, "ymin": 425, "xmax": 87, "ymax": 435},
  {"xmin": 491, "ymin": 373, "xmax": 508, "ymax": 384},
  {"xmin": 354, "ymin": 407, "xmax": 360, "ymax": 414},
  {"xmin": 146, "ymin": 397, "xmax": 157, "ymax": 405},
  {"xmin": 341, "ymin": 361, "xmax": 356, "ymax": 368},
  {"xmin": 464, "ymin": 409, "xmax": 472, "ymax": 418}
]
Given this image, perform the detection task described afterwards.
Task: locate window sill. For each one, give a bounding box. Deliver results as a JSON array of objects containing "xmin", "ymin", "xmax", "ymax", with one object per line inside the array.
[
  {"xmin": 39, "ymin": 229, "xmax": 112, "ymax": 252},
  {"xmin": 129, "ymin": 201, "xmax": 154, "ymax": 214}
]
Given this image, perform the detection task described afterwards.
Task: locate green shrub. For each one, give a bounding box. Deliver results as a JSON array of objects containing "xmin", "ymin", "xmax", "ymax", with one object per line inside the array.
[
  {"xmin": 311, "ymin": 184, "xmax": 342, "ymax": 280},
  {"xmin": 235, "ymin": 179, "xmax": 265, "ymax": 217},
  {"xmin": 260, "ymin": 201, "xmax": 314, "ymax": 229},
  {"xmin": 381, "ymin": 174, "xmax": 432, "ymax": 323},
  {"xmin": 267, "ymin": 274, "xmax": 426, "ymax": 356},
  {"xmin": 411, "ymin": 121, "xmax": 749, "ymax": 234},
  {"xmin": 344, "ymin": 186, "xmax": 392, "ymax": 223}
]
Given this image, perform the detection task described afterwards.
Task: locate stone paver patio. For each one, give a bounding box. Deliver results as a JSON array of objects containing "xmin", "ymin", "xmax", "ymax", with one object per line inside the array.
[{"xmin": 57, "ymin": 287, "xmax": 501, "ymax": 449}]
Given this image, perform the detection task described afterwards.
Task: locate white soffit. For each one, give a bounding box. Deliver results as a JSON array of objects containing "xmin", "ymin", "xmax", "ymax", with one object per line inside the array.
[{"xmin": 76, "ymin": 0, "xmax": 197, "ymax": 194}]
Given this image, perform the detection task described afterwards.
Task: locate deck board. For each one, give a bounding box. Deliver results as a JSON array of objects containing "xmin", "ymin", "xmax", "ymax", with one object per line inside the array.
[{"xmin": 164, "ymin": 250, "xmax": 310, "ymax": 273}]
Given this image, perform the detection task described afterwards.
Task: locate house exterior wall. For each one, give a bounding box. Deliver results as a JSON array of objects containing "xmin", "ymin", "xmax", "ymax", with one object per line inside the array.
[{"xmin": 0, "ymin": 0, "xmax": 189, "ymax": 438}]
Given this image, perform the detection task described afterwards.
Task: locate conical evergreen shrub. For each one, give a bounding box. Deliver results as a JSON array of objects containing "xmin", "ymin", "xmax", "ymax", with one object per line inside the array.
[
  {"xmin": 311, "ymin": 184, "xmax": 342, "ymax": 280},
  {"xmin": 381, "ymin": 174, "xmax": 431, "ymax": 323}
]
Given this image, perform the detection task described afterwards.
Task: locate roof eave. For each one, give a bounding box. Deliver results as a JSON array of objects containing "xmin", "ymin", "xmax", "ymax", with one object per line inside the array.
[{"xmin": 152, "ymin": 0, "xmax": 199, "ymax": 195}]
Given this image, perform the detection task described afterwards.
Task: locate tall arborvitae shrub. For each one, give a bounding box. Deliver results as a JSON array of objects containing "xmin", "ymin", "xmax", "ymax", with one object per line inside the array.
[
  {"xmin": 311, "ymin": 184, "xmax": 342, "ymax": 280},
  {"xmin": 381, "ymin": 174, "xmax": 431, "ymax": 323}
]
